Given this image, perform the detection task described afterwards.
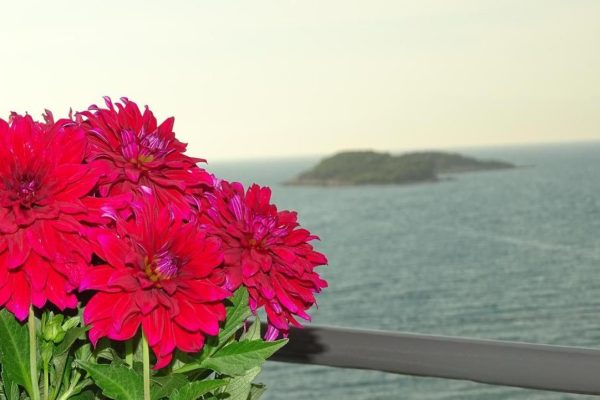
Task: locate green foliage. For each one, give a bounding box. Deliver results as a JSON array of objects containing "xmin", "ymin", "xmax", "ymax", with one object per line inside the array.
[
  {"xmin": 0, "ymin": 291, "xmax": 285, "ymax": 400},
  {"xmin": 222, "ymin": 367, "xmax": 261, "ymax": 400},
  {"xmin": 41, "ymin": 314, "xmax": 90, "ymax": 400},
  {"xmin": 55, "ymin": 327, "xmax": 87, "ymax": 356},
  {"xmin": 151, "ymin": 374, "xmax": 189, "ymax": 400},
  {"xmin": 77, "ymin": 362, "xmax": 143, "ymax": 400},
  {"xmin": 289, "ymin": 150, "xmax": 515, "ymax": 185},
  {"xmin": 170, "ymin": 289, "xmax": 285, "ymax": 400},
  {"xmin": 0, "ymin": 310, "xmax": 32, "ymax": 396},
  {"xmin": 211, "ymin": 288, "xmax": 253, "ymax": 349},
  {"xmin": 170, "ymin": 380, "xmax": 227, "ymax": 400},
  {"xmin": 239, "ymin": 317, "xmax": 261, "ymax": 342},
  {"xmin": 175, "ymin": 288, "xmax": 253, "ymax": 374},
  {"xmin": 248, "ymin": 383, "xmax": 267, "ymax": 400},
  {"xmin": 199, "ymin": 339, "xmax": 287, "ymax": 377},
  {"xmin": 69, "ymin": 390, "xmax": 95, "ymax": 400},
  {"xmin": 1, "ymin": 370, "xmax": 19, "ymax": 400}
]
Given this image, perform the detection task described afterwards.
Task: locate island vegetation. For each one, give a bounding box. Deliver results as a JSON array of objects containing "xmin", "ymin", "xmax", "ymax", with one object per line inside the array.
[{"xmin": 286, "ymin": 150, "xmax": 515, "ymax": 186}]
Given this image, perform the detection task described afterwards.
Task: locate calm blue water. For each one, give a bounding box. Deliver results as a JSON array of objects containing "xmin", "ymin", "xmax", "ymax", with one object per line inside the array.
[{"xmin": 208, "ymin": 142, "xmax": 600, "ymax": 400}]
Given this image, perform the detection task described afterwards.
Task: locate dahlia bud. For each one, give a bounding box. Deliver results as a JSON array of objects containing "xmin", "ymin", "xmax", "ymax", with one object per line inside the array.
[{"xmin": 42, "ymin": 314, "xmax": 66, "ymax": 344}]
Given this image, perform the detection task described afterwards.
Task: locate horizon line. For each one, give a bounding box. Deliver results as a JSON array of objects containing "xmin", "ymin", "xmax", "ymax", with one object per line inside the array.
[{"xmin": 206, "ymin": 137, "xmax": 600, "ymax": 163}]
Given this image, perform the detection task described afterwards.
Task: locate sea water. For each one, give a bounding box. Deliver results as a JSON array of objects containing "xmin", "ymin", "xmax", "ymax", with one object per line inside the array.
[{"xmin": 208, "ymin": 142, "xmax": 600, "ymax": 400}]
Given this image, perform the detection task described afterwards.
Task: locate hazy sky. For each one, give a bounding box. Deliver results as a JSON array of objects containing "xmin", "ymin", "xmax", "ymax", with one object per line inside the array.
[{"xmin": 0, "ymin": 1, "xmax": 598, "ymax": 161}]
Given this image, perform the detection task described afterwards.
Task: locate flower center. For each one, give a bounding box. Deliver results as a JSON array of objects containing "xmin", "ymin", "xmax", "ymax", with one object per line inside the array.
[
  {"xmin": 246, "ymin": 236, "xmax": 270, "ymax": 250},
  {"xmin": 145, "ymin": 250, "xmax": 180, "ymax": 282},
  {"xmin": 243, "ymin": 215, "xmax": 282, "ymax": 249},
  {"xmin": 120, "ymin": 129, "xmax": 172, "ymax": 167},
  {"xmin": 139, "ymin": 132, "xmax": 170, "ymax": 158},
  {"xmin": 10, "ymin": 176, "xmax": 41, "ymax": 208}
]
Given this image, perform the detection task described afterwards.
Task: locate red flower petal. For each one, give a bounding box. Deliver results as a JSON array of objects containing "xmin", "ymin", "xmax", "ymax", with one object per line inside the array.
[
  {"xmin": 6, "ymin": 231, "xmax": 31, "ymax": 269},
  {"xmin": 107, "ymin": 268, "xmax": 140, "ymax": 292},
  {"xmin": 173, "ymin": 325, "xmax": 205, "ymax": 353},
  {"xmin": 6, "ymin": 278, "xmax": 31, "ymax": 321},
  {"xmin": 179, "ymin": 280, "xmax": 231, "ymax": 303}
]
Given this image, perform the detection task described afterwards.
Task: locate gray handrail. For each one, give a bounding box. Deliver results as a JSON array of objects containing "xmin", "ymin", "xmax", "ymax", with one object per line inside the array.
[{"xmin": 268, "ymin": 325, "xmax": 600, "ymax": 395}]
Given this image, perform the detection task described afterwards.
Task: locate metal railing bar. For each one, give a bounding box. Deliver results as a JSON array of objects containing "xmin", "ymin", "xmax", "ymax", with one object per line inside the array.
[{"xmin": 268, "ymin": 325, "xmax": 600, "ymax": 395}]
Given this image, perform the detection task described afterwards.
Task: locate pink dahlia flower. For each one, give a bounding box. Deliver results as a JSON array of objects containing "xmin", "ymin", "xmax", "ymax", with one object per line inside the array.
[
  {"xmin": 82, "ymin": 203, "xmax": 229, "ymax": 369},
  {"xmin": 81, "ymin": 97, "xmax": 212, "ymax": 217},
  {"xmin": 0, "ymin": 113, "xmax": 98, "ymax": 320},
  {"xmin": 203, "ymin": 181, "xmax": 328, "ymax": 340}
]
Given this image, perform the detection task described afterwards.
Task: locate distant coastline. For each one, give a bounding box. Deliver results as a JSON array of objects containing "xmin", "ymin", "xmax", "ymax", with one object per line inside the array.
[{"xmin": 285, "ymin": 150, "xmax": 516, "ymax": 186}]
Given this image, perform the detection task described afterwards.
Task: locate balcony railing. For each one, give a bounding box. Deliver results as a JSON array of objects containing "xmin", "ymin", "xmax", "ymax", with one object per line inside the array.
[{"xmin": 269, "ymin": 325, "xmax": 600, "ymax": 396}]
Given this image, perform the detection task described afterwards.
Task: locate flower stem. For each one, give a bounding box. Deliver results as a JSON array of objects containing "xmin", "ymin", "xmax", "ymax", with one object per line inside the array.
[
  {"xmin": 142, "ymin": 333, "xmax": 151, "ymax": 400},
  {"xmin": 28, "ymin": 306, "xmax": 41, "ymax": 400},
  {"xmin": 56, "ymin": 372, "xmax": 81, "ymax": 400},
  {"xmin": 43, "ymin": 363, "xmax": 49, "ymax": 400},
  {"xmin": 125, "ymin": 340, "xmax": 134, "ymax": 368}
]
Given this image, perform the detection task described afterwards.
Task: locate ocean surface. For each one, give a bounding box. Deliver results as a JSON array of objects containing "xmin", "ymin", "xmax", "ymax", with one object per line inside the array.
[{"xmin": 208, "ymin": 142, "xmax": 600, "ymax": 400}]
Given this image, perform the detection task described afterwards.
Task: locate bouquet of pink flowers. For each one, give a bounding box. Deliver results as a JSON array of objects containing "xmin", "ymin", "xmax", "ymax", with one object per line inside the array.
[{"xmin": 0, "ymin": 98, "xmax": 327, "ymax": 400}]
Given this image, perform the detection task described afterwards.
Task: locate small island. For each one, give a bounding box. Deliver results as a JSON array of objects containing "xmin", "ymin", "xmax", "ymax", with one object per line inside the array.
[{"xmin": 285, "ymin": 150, "xmax": 515, "ymax": 186}]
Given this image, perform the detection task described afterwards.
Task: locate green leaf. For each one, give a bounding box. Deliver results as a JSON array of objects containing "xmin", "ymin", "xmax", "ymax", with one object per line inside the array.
[
  {"xmin": 249, "ymin": 384, "xmax": 267, "ymax": 400},
  {"xmin": 218, "ymin": 288, "xmax": 252, "ymax": 346},
  {"xmin": 51, "ymin": 350, "xmax": 71, "ymax": 397},
  {"xmin": 92, "ymin": 338, "xmax": 122, "ymax": 363},
  {"xmin": 173, "ymin": 287, "xmax": 252, "ymax": 373},
  {"xmin": 175, "ymin": 288, "xmax": 253, "ymax": 374},
  {"xmin": 61, "ymin": 315, "xmax": 81, "ymax": 332},
  {"xmin": 2, "ymin": 367, "xmax": 18, "ymax": 400},
  {"xmin": 66, "ymin": 376, "xmax": 94, "ymax": 400},
  {"xmin": 75, "ymin": 343, "xmax": 93, "ymax": 363},
  {"xmin": 55, "ymin": 327, "xmax": 87, "ymax": 355},
  {"xmin": 69, "ymin": 390, "xmax": 95, "ymax": 400},
  {"xmin": 240, "ymin": 317, "xmax": 261, "ymax": 342},
  {"xmin": 151, "ymin": 374, "xmax": 189, "ymax": 400},
  {"xmin": 78, "ymin": 361, "xmax": 143, "ymax": 400},
  {"xmin": 8, "ymin": 383, "xmax": 18, "ymax": 400},
  {"xmin": 0, "ymin": 310, "xmax": 32, "ymax": 394},
  {"xmin": 200, "ymin": 339, "xmax": 287, "ymax": 376},
  {"xmin": 1, "ymin": 369, "xmax": 19, "ymax": 400},
  {"xmin": 223, "ymin": 367, "xmax": 261, "ymax": 400},
  {"xmin": 171, "ymin": 380, "xmax": 227, "ymax": 400}
]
